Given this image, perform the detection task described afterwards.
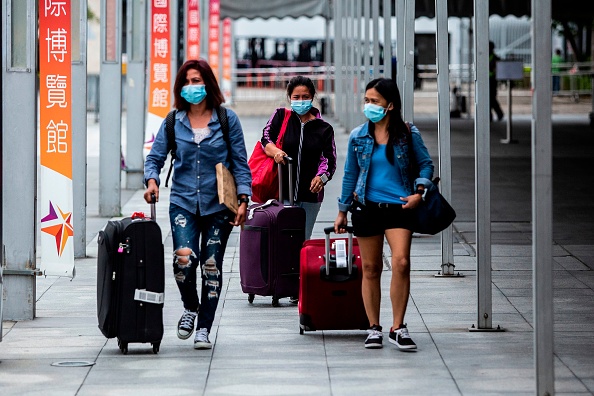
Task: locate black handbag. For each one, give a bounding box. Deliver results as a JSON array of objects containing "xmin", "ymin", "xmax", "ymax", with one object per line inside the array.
[{"xmin": 411, "ymin": 177, "xmax": 456, "ymax": 235}]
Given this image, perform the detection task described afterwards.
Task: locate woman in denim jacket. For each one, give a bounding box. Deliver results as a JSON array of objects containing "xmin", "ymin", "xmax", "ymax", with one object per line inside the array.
[
  {"xmin": 144, "ymin": 59, "xmax": 252, "ymax": 350},
  {"xmin": 334, "ymin": 78, "xmax": 433, "ymax": 351}
]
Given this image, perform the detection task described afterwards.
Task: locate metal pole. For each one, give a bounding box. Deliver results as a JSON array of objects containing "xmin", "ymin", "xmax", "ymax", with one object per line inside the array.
[
  {"xmin": 99, "ymin": 0, "xmax": 123, "ymax": 217},
  {"xmin": 125, "ymin": 0, "xmax": 148, "ymax": 190},
  {"xmin": 355, "ymin": 0, "xmax": 363, "ymax": 126},
  {"xmin": 371, "ymin": 0, "xmax": 380, "ymax": 80},
  {"xmin": 345, "ymin": 0, "xmax": 353, "ymax": 131},
  {"xmin": 383, "ymin": 0, "xmax": 392, "ymax": 79},
  {"xmin": 434, "ymin": 0, "xmax": 457, "ymax": 277},
  {"xmin": 334, "ymin": 0, "xmax": 343, "ymax": 125},
  {"xmin": 531, "ymin": 0, "xmax": 554, "ymax": 393},
  {"xmin": 500, "ymin": 80, "xmax": 517, "ymax": 144},
  {"xmin": 324, "ymin": 16, "xmax": 331, "ymax": 114},
  {"xmin": 72, "ymin": 0, "xmax": 88, "ymax": 257},
  {"xmin": 396, "ymin": 0, "xmax": 405, "ymax": 91},
  {"xmin": 363, "ymin": 0, "xmax": 370, "ymax": 86},
  {"xmin": 471, "ymin": 0, "xmax": 495, "ymax": 331},
  {"xmin": 403, "ymin": 0, "xmax": 415, "ymax": 122}
]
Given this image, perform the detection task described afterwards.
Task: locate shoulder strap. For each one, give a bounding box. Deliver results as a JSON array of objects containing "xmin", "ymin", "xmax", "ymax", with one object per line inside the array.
[
  {"xmin": 276, "ymin": 108, "xmax": 292, "ymax": 148},
  {"xmin": 216, "ymin": 106, "xmax": 233, "ymax": 166},
  {"xmin": 164, "ymin": 110, "xmax": 178, "ymax": 187}
]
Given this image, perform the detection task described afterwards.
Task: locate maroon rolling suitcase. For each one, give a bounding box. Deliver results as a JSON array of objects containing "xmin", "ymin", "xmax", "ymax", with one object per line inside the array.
[
  {"xmin": 239, "ymin": 157, "xmax": 306, "ymax": 306},
  {"xmin": 299, "ymin": 226, "xmax": 369, "ymax": 334}
]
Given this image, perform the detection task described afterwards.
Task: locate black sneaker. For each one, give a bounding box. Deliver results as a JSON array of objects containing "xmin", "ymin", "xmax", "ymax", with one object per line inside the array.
[
  {"xmin": 177, "ymin": 309, "xmax": 197, "ymax": 340},
  {"xmin": 365, "ymin": 325, "xmax": 383, "ymax": 349},
  {"xmin": 389, "ymin": 324, "xmax": 417, "ymax": 350}
]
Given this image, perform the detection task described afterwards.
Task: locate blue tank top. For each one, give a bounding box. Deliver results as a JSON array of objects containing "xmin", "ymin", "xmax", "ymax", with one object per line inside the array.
[{"xmin": 366, "ymin": 144, "xmax": 408, "ymax": 204}]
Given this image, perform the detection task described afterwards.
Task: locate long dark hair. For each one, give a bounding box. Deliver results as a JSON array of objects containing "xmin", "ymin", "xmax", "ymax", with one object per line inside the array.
[
  {"xmin": 365, "ymin": 78, "xmax": 408, "ymax": 165},
  {"xmin": 173, "ymin": 59, "xmax": 225, "ymax": 111}
]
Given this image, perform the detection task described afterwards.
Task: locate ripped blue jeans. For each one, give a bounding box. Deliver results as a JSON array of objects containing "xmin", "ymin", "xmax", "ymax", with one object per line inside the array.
[{"xmin": 169, "ymin": 203, "xmax": 233, "ymax": 331}]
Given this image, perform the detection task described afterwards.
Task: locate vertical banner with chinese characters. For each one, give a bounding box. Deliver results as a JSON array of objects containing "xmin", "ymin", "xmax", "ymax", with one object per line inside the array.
[
  {"xmin": 144, "ymin": 0, "xmax": 171, "ymax": 153},
  {"xmin": 221, "ymin": 18, "xmax": 232, "ymax": 103},
  {"xmin": 39, "ymin": 0, "xmax": 75, "ymax": 277},
  {"xmin": 208, "ymin": 0, "xmax": 220, "ymax": 80},
  {"xmin": 186, "ymin": 0, "xmax": 200, "ymax": 60}
]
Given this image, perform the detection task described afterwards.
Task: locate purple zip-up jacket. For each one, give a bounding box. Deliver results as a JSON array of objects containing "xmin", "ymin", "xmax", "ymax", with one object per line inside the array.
[{"xmin": 261, "ymin": 107, "xmax": 337, "ymax": 203}]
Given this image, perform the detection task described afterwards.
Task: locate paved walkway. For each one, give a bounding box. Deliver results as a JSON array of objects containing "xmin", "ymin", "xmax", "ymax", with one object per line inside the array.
[{"xmin": 1, "ymin": 105, "xmax": 593, "ymax": 395}]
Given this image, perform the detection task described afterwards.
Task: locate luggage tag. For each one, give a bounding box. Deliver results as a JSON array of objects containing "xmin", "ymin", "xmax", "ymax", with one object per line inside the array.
[{"xmin": 334, "ymin": 240, "xmax": 347, "ymax": 268}]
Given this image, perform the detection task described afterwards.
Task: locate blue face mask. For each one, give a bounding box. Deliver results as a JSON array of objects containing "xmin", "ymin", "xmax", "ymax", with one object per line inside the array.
[
  {"xmin": 363, "ymin": 103, "xmax": 388, "ymax": 123},
  {"xmin": 290, "ymin": 100, "xmax": 313, "ymax": 115},
  {"xmin": 181, "ymin": 84, "xmax": 207, "ymax": 105}
]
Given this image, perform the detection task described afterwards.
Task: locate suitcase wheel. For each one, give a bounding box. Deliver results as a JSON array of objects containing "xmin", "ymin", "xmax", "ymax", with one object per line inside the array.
[
  {"xmin": 299, "ymin": 327, "xmax": 304, "ymax": 335},
  {"xmin": 248, "ymin": 293, "xmax": 255, "ymax": 304},
  {"xmin": 118, "ymin": 339, "xmax": 128, "ymax": 355},
  {"xmin": 272, "ymin": 297, "xmax": 280, "ymax": 307},
  {"xmin": 152, "ymin": 342, "xmax": 160, "ymax": 354}
]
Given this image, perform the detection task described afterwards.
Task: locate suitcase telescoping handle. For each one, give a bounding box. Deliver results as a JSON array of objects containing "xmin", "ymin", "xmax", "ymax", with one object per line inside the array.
[
  {"xmin": 150, "ymin": 193, "xmax": 156, "ymax": 221},
  {"xmin": 277, "ymin": 156, "xmax": 294, "ymax": 206},
  {"xmin": 323, "ymin": 226, "xmax": 355, "ymax": 276}
]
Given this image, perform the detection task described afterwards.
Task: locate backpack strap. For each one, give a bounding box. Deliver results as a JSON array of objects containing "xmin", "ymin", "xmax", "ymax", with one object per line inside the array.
[
  {"xmin": 216, "ymin": 106, "xmax": 232, "ymax": 163},
  {"xmin": 164, "ymin": 109, "xmax": 177, "ymax": 187},
  {"xmin": 163, "ymin": 107, "xmax": 231, "ymax": 188}
]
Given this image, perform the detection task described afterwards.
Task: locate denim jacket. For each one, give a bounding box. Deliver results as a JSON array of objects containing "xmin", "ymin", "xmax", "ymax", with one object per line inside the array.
[
  {"xmin": 144, "ymin": 108, "xmax": 252, "ymax": 216},
  {"xmin": 337, "ymin": 122, "xmax": 434, "ymax": 212}
]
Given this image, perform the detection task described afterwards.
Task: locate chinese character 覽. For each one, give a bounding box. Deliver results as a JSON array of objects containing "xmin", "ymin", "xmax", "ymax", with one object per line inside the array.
[{"xmin": 46, "ymin": 74, "xmax": 68, "ymax": 108}]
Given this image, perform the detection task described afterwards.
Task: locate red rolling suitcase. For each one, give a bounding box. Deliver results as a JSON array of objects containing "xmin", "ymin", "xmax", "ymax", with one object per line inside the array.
[
  {"xmin": 299, "ymin": 226, "xmax": 369, "ymax": 334},
  {"xmin": 97, "ymin": 197, "xmax": 165, "ymax": 354},
  {"xmin": 239, "ymin": 158, "xmax": 306, "ymax": 306}
]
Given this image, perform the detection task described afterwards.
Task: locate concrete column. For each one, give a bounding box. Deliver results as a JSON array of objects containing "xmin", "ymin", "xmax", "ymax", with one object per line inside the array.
[{"xmin": 2, "ymin": 0, "xmax": 38, "ymax": 320}]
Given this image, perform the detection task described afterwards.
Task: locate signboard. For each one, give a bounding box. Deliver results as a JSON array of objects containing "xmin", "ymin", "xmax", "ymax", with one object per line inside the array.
[
  {"xmin": 221, "ymin": 18, "xmax": 232, "ymax": 103},
  {"xmin": 145, "ymin": 0, "xmax": 171, "ymax": 153},
  {"xmin": 496, "ymin": 61, "xmax": 524, "ymax": 81},
  {"xmin": 39, "ymin": 0, "xmax": 75, "ymax": 278},
  {"xmin": 186, "ymin": 0, "xmax": 200, "ymax": 60},
  {"xmin": 208, "ymin": 0, "xmax": 220, "ymax": 79}
]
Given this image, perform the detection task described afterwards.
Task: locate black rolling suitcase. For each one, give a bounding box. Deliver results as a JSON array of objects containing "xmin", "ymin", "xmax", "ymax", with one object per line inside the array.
[
  {"xmin": 239, "ymin": 157, "xmax": 306, "ymax": 306},
  {"xmin": 97, "ymin": 198, "xmax": 165, "ymax": 354}
]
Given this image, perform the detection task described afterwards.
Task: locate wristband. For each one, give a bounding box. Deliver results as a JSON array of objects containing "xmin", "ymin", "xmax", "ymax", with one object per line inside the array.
[{"xmin": 238, "ymin": 197, "xmax": 250, "ymax": 205}]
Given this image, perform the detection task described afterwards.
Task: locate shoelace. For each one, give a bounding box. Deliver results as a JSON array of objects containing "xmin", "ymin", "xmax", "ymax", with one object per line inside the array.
[
  {"xmin": 367, "ymin": 329, "xmax": 383, "ymax": 339},
  {"xmin": 195, "ymin": 329, "xmax": 209, "ymax": 342},
  {"xmin": 180, "ymin": 310, "xmax": 196, "ymax": 328},
  {"xmin": 398, "ymin": 327, "xmax": 411, "ymax": 339}
]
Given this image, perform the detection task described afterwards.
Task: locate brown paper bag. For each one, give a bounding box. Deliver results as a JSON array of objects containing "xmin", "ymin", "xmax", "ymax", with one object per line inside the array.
[{"xmin": 215, "ymin": 163, "xmax": 238, "ymax": 214}]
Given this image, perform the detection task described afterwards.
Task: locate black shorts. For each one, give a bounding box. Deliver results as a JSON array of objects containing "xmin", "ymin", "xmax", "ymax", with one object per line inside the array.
[{"xmin": 351, "ymin": 201, "xmax": 415, "ymax": 237}]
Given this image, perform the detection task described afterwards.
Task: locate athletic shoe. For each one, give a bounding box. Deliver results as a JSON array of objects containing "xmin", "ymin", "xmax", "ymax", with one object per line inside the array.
[
  {"xmin": 365, "ymin": 324, "xmax": 383, "ymax": 349},
  {"xmin": 389, "ymin": 324, "xmax": 417, "ymax": 350},
  {"xmin": 194, "ymin": 328, "xmax": 212, "ymax": 349},
  {"xmin": 177, "ymin": 309, "xmax": 197, "ymax": 340}
]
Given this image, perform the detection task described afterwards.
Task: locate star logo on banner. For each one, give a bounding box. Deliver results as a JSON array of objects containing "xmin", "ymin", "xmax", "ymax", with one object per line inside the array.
[{"xmin": 41, "ymin": 201, "xmax": 73, "ymax": 257}]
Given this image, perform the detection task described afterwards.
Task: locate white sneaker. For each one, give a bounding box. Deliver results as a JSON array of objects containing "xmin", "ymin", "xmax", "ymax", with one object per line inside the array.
[{"xmin": 194, "ymin": 328, "xmax": 212, "ymax": 349}]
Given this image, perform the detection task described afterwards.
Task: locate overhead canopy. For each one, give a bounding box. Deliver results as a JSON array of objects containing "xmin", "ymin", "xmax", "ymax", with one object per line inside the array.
[
  {"xmin": 414, "ymin": 0, "xmax": 594, "ymax": 21},
  {"xmin": 220, "ymin": 0, "xmax": 331, "ymax": 20},
  {"xmin": 221, "ymin": 0, "xmax": 594, "ymax": 22}
]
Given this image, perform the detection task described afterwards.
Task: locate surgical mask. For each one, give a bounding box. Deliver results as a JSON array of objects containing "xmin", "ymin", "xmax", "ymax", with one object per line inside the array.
[
  {"xmin": 181, "ymin": 84, "xmax": 207, "ymax": 105},
  {"xmin": 363, "ymin": 103, "xmax": 388, "ymax": 123},
  {"xmin": 290, "ymin": 100, "xmax": 313, "ymax": 115}
]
